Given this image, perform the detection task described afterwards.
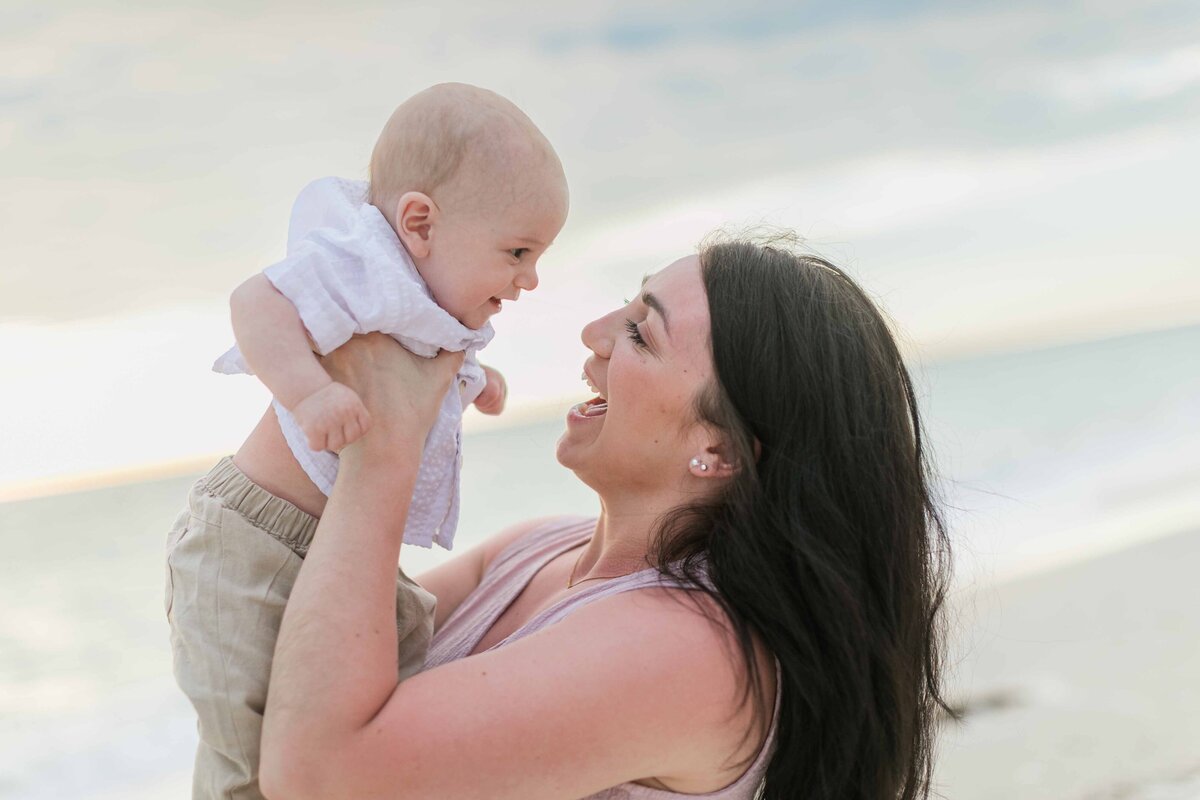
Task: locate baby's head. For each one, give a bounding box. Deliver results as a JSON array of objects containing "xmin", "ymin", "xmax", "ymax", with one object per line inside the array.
[{"xmin": 368, "ymin": 83, "xmax": 569, "ymax": 330}]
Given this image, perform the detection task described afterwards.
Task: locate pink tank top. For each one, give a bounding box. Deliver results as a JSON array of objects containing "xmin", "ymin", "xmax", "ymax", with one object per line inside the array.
[{"xmin": 424, "ymin": 516, "xmax": 781, "ymax": 799}]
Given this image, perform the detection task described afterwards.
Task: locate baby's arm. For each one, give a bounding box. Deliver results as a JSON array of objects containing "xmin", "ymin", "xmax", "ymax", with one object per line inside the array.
[
  {"xmin": 472, "ymin": 364, "xmax": 507, "ymax": 416},
  {"xmin": 231, "ymin": 274, "xmax": 371, "ymax": 452}
]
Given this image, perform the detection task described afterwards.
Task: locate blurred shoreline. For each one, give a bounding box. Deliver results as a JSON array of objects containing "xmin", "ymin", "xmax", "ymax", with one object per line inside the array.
[
  {"xmin": 6, "ymin": 318, "xmax": 1197, "ymax": 488},
  {"xmin": 7, "ymin": 320, "xmax": 1198, "ymax": 587}
]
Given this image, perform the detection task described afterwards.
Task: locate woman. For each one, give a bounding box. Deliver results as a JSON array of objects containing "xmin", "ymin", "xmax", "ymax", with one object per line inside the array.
[{"xmin": 260, "ymin": 234, "xmax": 954, "ymax": 799}]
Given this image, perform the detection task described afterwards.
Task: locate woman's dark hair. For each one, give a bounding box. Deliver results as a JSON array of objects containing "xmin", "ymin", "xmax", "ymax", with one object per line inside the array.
[{"xmin": 649, "ymin": 231, "xmax": 955, "ymax": 799}]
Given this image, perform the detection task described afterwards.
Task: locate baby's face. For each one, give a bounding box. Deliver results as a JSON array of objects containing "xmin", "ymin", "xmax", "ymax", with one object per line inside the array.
[{"xmin": 420, "ymin": 168, "xmax": 568, "ymax": 330}]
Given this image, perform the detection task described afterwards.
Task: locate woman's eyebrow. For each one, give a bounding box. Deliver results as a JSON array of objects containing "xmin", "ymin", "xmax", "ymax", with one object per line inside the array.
[
  {"xmin": 641, "ymin": 291, "xmax": 670, "ymax": 338},
  {"xmin": 637, "ymin": 273, "xmax": 671, "ymax": 340}
]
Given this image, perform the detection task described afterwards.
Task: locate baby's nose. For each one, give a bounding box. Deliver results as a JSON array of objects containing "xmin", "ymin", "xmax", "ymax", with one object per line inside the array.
[{"xmin": 515, "ymin": 266, "xmax": 539, "ymax": 292}]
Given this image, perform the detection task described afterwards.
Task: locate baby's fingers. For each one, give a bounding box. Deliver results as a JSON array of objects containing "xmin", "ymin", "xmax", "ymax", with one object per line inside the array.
[
  {"xmin": 349, "ymin": 405, "xmax": 372, "ymax": 440},
  {"xmin": 341, "ymin": 416, "xmax": 366, "ymax": 447},
  {"xmin": 474, "ymin": 393, "xmax": 501, "ymax": 416},
  {"xmin": 304, "ymin": 424, "xmax": 328, "ymax": 452},
  {"xmin": 326, "ymin": 426, "xmax": 347, "ymax": 454}
]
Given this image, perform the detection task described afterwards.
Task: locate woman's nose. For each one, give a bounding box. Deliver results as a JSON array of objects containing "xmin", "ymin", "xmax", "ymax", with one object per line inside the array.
[{"xmin": 580, "ymin": 311, "xmax": 615, "ymax": 358}]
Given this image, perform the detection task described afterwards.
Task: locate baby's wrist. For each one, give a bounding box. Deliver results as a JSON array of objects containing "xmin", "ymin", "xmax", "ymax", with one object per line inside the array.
[{"xmin": 281, "ymin": 374, "xmax": 335, "ymax": 411}]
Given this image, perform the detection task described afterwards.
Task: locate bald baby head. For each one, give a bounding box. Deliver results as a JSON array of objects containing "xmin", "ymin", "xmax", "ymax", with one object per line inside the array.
[
  {"xmin": 364, "ymin": 84, "xmax": 568, "ymax": 330},
  {"xmin": 368, "ymin": 83, "xmax": 565, "ymax": 224}
]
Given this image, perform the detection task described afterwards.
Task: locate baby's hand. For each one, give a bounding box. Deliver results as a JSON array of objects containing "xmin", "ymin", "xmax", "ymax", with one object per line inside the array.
[
  {"xmin": 292, "ymin": 381, "xmax": 373, "ymax": 453},
  {"xmin": 473, "ymin": 365, "xmax": 507, "ymax": 416}
]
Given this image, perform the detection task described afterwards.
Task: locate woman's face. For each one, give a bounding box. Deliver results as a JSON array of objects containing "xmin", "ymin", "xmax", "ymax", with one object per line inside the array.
[{"xmin": 557, "ymin": 255, "xmax": 718, "ymax": 500}]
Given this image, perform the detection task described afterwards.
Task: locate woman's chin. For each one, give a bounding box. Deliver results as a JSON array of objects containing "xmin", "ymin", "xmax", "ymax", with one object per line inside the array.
[
  {"xmin": 554, "ymin": 430, "xmax": 584, "ymax": 471},
  {"xmin": 553, "ymin": 433, "xmax": 570, "ymax": 466}
]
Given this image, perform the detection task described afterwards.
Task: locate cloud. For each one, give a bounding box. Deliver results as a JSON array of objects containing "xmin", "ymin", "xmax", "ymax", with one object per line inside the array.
[
  {"xmin": 2, "ymin": 0, "xmax": 1197, "ymax": 326},
  {"xmin": 1042, "ymin": 44, "xmax": 1200, "ymax": 108}
]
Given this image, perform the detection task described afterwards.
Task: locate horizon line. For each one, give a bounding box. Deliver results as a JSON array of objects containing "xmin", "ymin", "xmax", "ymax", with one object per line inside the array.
[
  {"xmin": 3, "ymin": 315, "xmax": 1197, "ymax": 504},
  {"xmin": 0, "ymin": 395, "xmax": 579, "ymax": 505}
]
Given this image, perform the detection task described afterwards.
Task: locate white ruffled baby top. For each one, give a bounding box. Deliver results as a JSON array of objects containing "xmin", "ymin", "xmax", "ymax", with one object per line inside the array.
[{"xmin": 214, "ymin": 177, "xmax": 493, "ymax": 550}]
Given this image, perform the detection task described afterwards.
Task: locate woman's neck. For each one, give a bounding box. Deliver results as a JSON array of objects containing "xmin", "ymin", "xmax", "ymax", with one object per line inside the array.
[{"xmin": 573, "ymin": 504, "xmax": 664, "ymax": 581}]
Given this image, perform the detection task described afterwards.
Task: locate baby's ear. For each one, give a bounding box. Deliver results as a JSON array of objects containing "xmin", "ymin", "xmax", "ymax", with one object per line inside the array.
[{"xmin": 394, "ymin": 191, "xmax": 437, "ymax": 258}]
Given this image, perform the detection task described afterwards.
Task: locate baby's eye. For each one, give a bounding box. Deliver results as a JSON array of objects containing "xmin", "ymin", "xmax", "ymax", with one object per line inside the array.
[{"xmin": 509, "ymin": 248, "xmax": 529, "ymax": 259}]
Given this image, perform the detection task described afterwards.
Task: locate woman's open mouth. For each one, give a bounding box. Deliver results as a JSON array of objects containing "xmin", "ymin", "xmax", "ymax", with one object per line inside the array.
[
  {"xmin": 574, "ymin": 396, "xmax": 608, "ymax": 417},
  {"xmin": 571, "ymin": 371, "xmax": 607, "ymax": 418}
]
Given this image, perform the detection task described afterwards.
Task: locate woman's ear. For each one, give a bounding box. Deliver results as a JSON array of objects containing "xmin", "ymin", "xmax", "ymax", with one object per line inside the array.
[
  {"xmin": 687, "ymin": 438, "xmax": 743, "ymax": 479},
  {"xmin": 394, "ymin": 191, "xmax": 438, "ymax": 258}
]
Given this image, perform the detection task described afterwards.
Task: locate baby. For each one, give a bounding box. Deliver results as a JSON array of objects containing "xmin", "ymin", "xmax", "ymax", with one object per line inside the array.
[{"xmin": 164, "ymin": 83, "xmax": 568, "ymax": 800}]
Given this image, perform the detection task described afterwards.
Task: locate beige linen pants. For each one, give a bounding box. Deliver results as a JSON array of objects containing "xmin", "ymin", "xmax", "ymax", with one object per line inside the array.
[{"xmin": 165, "ymin": 457, "xmax": 437, "ymax": 800}]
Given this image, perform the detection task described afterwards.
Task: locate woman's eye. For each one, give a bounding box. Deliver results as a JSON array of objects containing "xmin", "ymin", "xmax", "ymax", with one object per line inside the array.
[
  {"xmin": 624, "ymin": 318, "xmax": 648, "ymax": 349},
  {"xmin": 509, "ymin": 248, "xmax": 529, "ymax": 259}
]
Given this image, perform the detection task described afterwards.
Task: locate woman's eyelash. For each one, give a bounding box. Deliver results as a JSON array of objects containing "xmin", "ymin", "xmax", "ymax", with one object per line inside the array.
[{"xmin": 624, "ymin": 319, "xmax": 647, "ymax": 349}]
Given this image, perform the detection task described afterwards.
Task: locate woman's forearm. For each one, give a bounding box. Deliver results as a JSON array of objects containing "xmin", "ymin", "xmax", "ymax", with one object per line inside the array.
[
  {"xmin": 260, "ymin": 336, "xmax": 462, "ymax": 797},
  {"xmin": 262, "ymin": 439, "xmax": 423, "ymax": 769}
]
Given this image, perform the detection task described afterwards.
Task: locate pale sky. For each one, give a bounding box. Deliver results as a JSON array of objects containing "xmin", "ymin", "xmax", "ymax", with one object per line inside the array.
[{"xmin": 2, "ymin": 0, "xmax": 1198, "ymax": 488}]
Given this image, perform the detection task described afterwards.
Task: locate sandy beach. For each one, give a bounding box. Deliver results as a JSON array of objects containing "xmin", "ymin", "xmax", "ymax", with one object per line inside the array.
[{"xmin": 935, "ymin": 526, "xmax": 1200, "ymax": 799}]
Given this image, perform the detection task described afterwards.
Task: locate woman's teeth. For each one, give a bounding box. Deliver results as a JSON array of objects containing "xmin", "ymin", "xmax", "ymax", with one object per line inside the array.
[
  {"xmin": 579, "ymin": 396, "xmax": 608, "ymax": 417},
  {"xmin": 581, "ymin": 371, "xmax": 606, "ymax": 401},
  {"xmin": 576, "ymin": 371, "xmax": 608, "ymax": 417}
]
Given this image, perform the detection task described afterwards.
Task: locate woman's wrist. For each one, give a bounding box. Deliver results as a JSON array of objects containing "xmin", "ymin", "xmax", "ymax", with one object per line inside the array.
[{"xmin": 339, "ymin": 432, "xmax": 424, "ymax": 477}]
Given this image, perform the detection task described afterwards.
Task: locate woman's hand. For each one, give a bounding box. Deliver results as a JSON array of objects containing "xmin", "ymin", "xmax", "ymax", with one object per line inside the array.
[{"xmin": 318, "ymin": 333, "xmax": 465, "ymax": 460}]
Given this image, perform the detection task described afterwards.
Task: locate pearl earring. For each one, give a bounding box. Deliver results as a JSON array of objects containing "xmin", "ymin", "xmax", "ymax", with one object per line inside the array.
[{"xmin": 689, "ymin": 457, "xmax": 709, "ymax": 472}]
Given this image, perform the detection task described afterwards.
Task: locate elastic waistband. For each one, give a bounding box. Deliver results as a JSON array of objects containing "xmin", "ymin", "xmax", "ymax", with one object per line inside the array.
[{"xmin": 198, "ymin": 456, "xmax": 318, "ymax": 557}]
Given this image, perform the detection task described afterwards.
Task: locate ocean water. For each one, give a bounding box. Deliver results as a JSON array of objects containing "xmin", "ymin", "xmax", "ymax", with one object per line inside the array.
[
  {"xmin": 1, "ymin": 323, "xmax": 1197, "ymax": 798},
  {"xmin": 921, "ymin": 323, "xmax": 1200, "ymax": 584}
]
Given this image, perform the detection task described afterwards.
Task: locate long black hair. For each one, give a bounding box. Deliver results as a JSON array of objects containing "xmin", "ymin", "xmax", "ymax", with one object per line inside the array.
[{"xmin": 649, "ymin": 232, "xmax": 955, "ymax": 799}]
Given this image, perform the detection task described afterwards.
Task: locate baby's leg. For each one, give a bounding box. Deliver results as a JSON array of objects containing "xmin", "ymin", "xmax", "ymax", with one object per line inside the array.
[
  {"xmin": 165, "ymin": 457, "xmax": 435, "ymax": 800},
  {"xmin": 395, "ymin": 559, "xmax": 437, "ymax": 680},
  {"xmin": 165, "ymin": 458, "xmax": 312, "ymax": 800}
]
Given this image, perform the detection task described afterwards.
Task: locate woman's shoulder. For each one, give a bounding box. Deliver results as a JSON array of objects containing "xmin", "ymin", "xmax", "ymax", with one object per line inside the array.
[
  {"xmin": 479, "ymin": 514, "xmax": 594, "ymax": 577},
  {"xmin": 543, "ymin": 582, "xmax": 779, "ymax": 793},
  {"xmin": 401, "ymin": 558, "xmax": 777, "ymax": 799}
]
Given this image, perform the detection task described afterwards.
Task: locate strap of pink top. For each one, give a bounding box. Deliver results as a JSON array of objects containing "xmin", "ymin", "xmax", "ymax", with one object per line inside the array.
[{"xmin": 422, "ymin": 516, "xmax": 779, "ymax": 799}]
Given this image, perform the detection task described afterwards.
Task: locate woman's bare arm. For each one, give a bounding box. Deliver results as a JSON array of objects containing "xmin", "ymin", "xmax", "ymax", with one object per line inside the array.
[
  {"xmin": 265, "ymin": 566, "xmax": 745, "ymax": 800},
  {"xmin": 259, "ymin": 335, "xmax": 755, "ymax": 800},
  {"xmin": 259, "ymin": 334, "xmax": 459, "ymax": 778}
]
